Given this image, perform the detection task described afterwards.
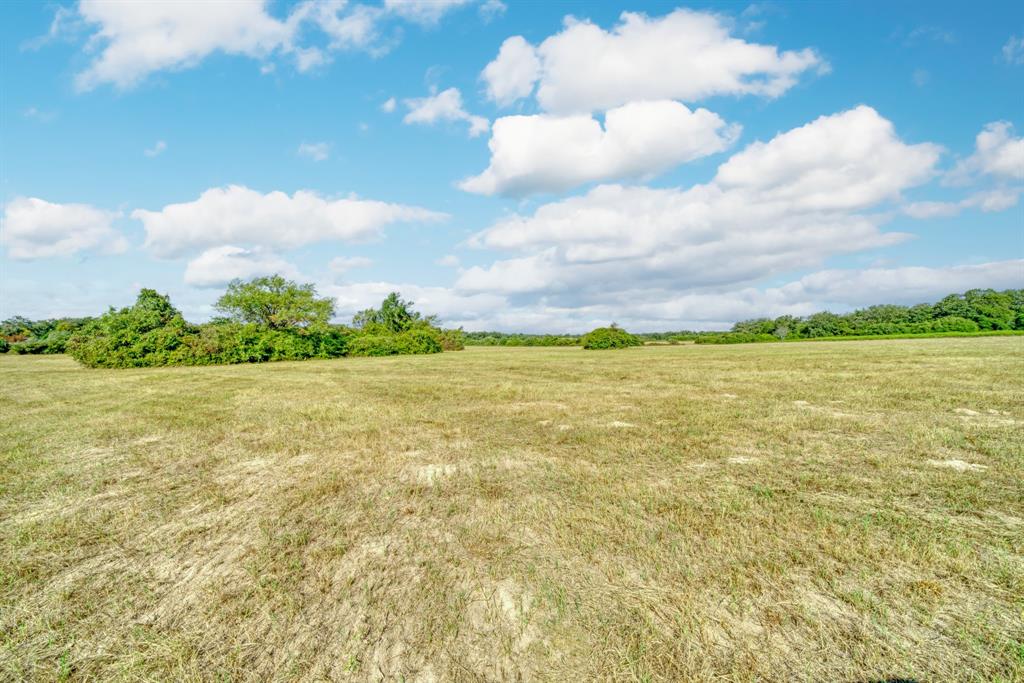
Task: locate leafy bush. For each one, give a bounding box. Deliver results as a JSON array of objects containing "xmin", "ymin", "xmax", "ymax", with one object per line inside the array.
[
  {"xmin": 55, "ymin": 281, "xmax": 459, "ymax": 368},
  {"xmin": 695, "ymin": 332, "xmax": 777, "ymax": 345},
  {"xmin": 929, "ymin": 316, "xmax": 980, "ymax": 333},
  {"xmin": 348, "ymin": 327, "xmax": 442, "ymax": 356},
  {"xmin": 464, "ymin": 332, "xmax": 579, "ymax": 346},
  {"xmin": 11, "ymin": 339, "xmax": 54, "ymax": 354},
  {"xmin": 0, "ymin": 338, "xmax": 9, "ymax": 353},
  {"xmin": 66, "ymin": 290, "xmax": 197, "ymax": 368},
  {"xmin": 438, "ymin": 328, "xmax": 465, "ymax": 351},
  {"xmin": 581, "ymin": 326, "xmax": 642, "ymax": 350}
]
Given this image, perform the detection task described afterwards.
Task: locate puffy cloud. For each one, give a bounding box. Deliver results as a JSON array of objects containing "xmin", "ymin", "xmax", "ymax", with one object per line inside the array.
[
  {"xmin": 381, "ymin": 97, "xmax": 397, "ymax": 113},
  {"xmin": 482, "ymin": 8, "xmax": 824, "ymax": 113},
  {"xmin": 948, "ymin": 121, "xmax": 1024, "ymax": 183},
  {"xmin": 72, "ymin": 0, "xmax": 297, "ymax": 90},
  {"xmin": 183, "ymin": 245, "xmax": 298, "ymax": 288},
  {"xmin": 2, "ymin": 197, "xmax": 128, "ymax": 260},
  {"xmin": 297, "ymin": 141, "xmax": 330, "ymax": 161},
  {"xmin": 403, "ymin": 87, "xmax": 489, "ymax": 137},
  {"xmin": 482, "ymin": 36, "xmax": 540, "ymax": 106},
  {"xmin": 64, "ymin": 0, "xmax": 476, "ymax": 90},
  {"xmin": 134, "ymin": 184, "xmax": 446, "ymax": 257},
  {"xmin": 383, "ymin": 0, "xmax": 472, "ymax": 25},
  {"xmin": 460, "ymin": 100, "xmax": 740, "ymax": 196},
  {"xmin": 714, "ymin": 106, "xmax": 941, "ymax": 211},
  {"xmin": 458, "ymin": 107, "xmax": 939, "ymax": 300}
]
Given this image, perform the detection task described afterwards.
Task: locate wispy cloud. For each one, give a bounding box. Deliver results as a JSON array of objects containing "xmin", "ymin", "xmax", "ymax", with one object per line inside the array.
[
  {"xmin": 297, "ymin": 142, "xmax": 330, "ymax": 162},
  {"xmin": 144, "ymin": 140, "xmax": 167, "ymax": 157}
]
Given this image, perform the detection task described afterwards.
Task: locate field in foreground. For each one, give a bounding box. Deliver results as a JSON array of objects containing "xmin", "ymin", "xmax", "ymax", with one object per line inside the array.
[{"xmin": 1, "ymin": 339, "xmax": 1022, "ymax": 682}]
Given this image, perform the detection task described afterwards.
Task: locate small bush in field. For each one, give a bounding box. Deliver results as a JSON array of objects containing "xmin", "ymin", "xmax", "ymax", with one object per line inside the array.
[
  {"xmin": 438, "ymin": 328, "xmax": 465, "ymax": 351},
  {"xmin": 0, "ymin": 338, "xmax": 8, "ymax": 353},
  {"xmin": 581, "ymin": 326, "xmax": 642, "ymax": 350}
]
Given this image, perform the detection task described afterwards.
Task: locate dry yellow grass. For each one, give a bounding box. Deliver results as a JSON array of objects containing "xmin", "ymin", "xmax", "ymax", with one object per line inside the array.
[{"xmin": 1, "ymin": 338, "xmax": 1022, "ymax": 681}]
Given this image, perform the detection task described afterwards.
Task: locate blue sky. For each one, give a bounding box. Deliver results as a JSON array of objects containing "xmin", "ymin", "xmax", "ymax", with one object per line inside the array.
[{"xmin": 1, "ymin": 0, "xmax": 1022, "ymax": 331}]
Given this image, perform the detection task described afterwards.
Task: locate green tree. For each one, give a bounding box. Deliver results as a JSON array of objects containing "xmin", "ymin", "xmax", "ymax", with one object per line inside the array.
[
  {"xmin": 352, "ymin": 292, "xmax": 436, "ymax": 333},
  {"xmin": 215, "ymin": 275, "xmax": 335, "ymax": 330}
]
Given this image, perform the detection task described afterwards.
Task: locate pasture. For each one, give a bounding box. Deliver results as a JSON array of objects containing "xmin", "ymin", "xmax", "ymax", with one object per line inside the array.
[{"xmin": 1, "ymin": 338, "xmax": 1022, "ymax": 681}]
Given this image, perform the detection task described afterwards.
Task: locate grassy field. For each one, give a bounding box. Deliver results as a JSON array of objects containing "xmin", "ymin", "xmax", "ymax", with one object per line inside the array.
[{"xmin": 1, "ymin": 338, "xmax": 1022, "ymax": 682}]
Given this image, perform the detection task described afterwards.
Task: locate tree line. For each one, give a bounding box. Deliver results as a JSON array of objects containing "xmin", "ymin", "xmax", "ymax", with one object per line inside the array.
[
  {"xmin": 2, "ymin": 286, "xmax": 1020, "ymax": 359},
  {"xmin": 699, "ymin": 288, "xmax": 1023, "ymax": 344}
]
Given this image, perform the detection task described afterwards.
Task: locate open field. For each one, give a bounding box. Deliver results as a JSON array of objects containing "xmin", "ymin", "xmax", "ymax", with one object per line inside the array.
[{"xmin": 1, "ymin": 338, "xmax": 1022, "ymax": 681}]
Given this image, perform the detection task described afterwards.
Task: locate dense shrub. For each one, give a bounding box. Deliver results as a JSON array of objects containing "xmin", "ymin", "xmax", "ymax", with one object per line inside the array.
[
  {"xmin": 56, "ymin": 282, "xmax": 455, "ymax": 368},
  {"xmin": 929, "ymin": 316, "xmax": 980, "ymax": 333},
  {"xmin": 464, "ymin": 332, "xmax": 579, "ymax": 346},
  {"xmin": 581, "ymin": 326, "xmax": 642, "ymax": 350},
  {"xmin": 11, "ymin": 339, "xmax": 54, "ymax": 354},
  {"xmin": 438, "ymin": 328, "xmax": 465, "ymax": 351},
  {"xmin": 348, "ymin": 327, "xmax": 442, "ymax": 356},
  {"xmin": 0, "ymin": 338, "xmax": 9, "ymax": 353},
  {"xmin": 695, "ymin": 332, "xmax": 777, "ymax": 345}
]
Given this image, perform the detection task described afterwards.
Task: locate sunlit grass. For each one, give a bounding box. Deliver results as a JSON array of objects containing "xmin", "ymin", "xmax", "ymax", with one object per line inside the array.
[{"xmin": 1, "ymin": 338, "xmax": 1022, "ymax": 681}]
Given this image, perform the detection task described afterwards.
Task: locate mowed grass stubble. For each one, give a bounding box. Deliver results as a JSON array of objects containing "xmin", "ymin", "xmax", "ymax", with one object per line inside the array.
[{"xmin": 1, "ymin": 337, "xmax": 1022, "ymax": 681}]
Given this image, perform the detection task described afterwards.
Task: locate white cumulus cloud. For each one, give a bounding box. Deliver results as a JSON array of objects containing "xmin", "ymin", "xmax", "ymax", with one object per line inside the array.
[
  {"xmin": 947, "ymin": 121, "xmax": 1024, "ymax": 184},
  {"xmin": 457, "ymin": 107, "xmax": 940, "ymax": 300},
  {"xmin": 403, "ymin": 87, "xmax": 489, "ymax": 137},
  {"xmin": 134, "ymin": 185, "xmax": 447, "ymax": 257},
  {"xmin": 2, "ymin": 197, "xmax": 128, "ymax": 260},
  {"xmin": 63, "ymin": 0, "xmax": 479, "ymax": 90},
  {"xmin": 482, "ymin": 36, "xmax": 540, "ymax": 106},
  {"xmin": 460, "ymin": 100, "xmax": 740, "ymax": 196},
  {"xmin": 72, "ymin": 0, "xmax": 297, "ymax": 91},
  {"xmin": 184, "ymin": 245, "xmax": 299, "ymax": 288},
  {"xmin": 482, "ymin": 8, "xmax": 825, "ymax": 114}
]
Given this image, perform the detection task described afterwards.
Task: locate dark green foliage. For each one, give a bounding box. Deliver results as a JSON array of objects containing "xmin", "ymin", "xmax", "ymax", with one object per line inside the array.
[
  {"xmin": 66, "ymin": 290, "xmax": 197, "ymax": 368},
  {"xmin": 2, "ymin": 316, "xmax": 91, "ymax": 354},
  {"xmin": 720, "ymin": 288, "xmax": 1023, "ymax": 344},
  {"xmin": 215, "ymin": 275, "xmax": 335, "ymax": 329},
  {"xmin": 464, "ymin": 332, "xmax": 580, "ymax": 346},
  {"xmin": 581, "ymin": 326, "xmax": 642, "ymax": 350},
  {"xmin": 347, "ymin": 328, "xmax": 442, "ymax": 356},
  {"xmin": 55, "ymin": 282, "xmax": 446, "ymax": 368},
  {"xmin": 352, "ymin": 292, "xmax": 436, "ymax": 333},
  {"xmin": 694, "ymin": 332, "xmax": 777, "ymax": 345},
  {"xmin": 928, "ymin": 316, "xmax": 979, "ymax": 333},
  {"xmin": 0, "ymin": 338, "xmax": 9, "ymax": 353}
]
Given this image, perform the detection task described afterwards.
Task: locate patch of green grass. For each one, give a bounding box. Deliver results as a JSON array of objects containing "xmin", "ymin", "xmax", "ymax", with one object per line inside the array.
[{"xmin": 1, "ymin": 337, "xmax": 1022, "ymax": 681}]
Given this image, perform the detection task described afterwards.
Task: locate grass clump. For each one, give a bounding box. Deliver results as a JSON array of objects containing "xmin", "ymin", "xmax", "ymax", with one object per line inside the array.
[{"xmin": 581, "ymin": 325, "xmax": 642, "ymax": 349}]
